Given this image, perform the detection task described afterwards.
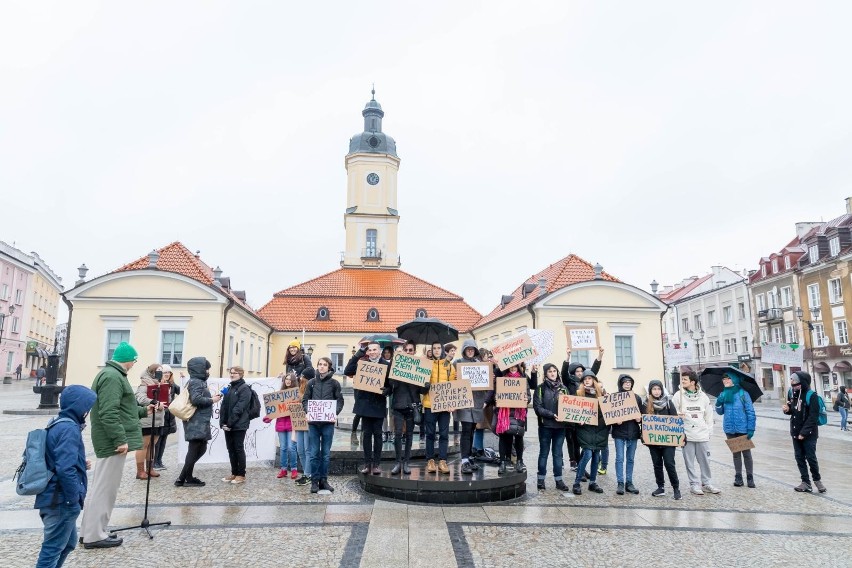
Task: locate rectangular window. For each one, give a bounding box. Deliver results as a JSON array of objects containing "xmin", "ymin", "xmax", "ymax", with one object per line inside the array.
[
  {"xmin": 738, "ymin": 302, "xmax": 746, "ymax": 319},
  {"xmin": 756, "ymin": 294, "xmax": 766, "ymax": 311},
  {"xmin": 809, "ymin": 244, "xmax": 819, "ymax": 263},
  {"xmin": 829, "ymin": 278, "xmax": 843, "ymax": 304},
  {"xmin": 742, "ymin": 336, "xmax": 748, "ymax": 353},
  {"xmin": 731, "ymin": 338, "xmax": 737, "ymax": 352},
  {"xmin": 693, "ymin": 315, "xmax": 702, "ymax": 331},
  {"xmin": 707, "ymin": 310, "xmax": 717, "ymax": 327},
  {"xmin": 614, "ymin": 336, "xmax": 634, "ymax": 368},
  {"xmin": 573, "ymin": 350, "xmax": 591, "ymax": 367},
  {"xmin": 761, "ymin": 265, "xmax": 766, "ymax": 277},
  {"xmin": 808, "ymin": 284, "xmax": 821, "ymax": 309},
  {"xmin": 681, "ymin": 317, "xmax": 689, "ymax": 332},
  {"xmin": 830, "ymin": 236, "xmax": 840, "ymax": 256},
  {"xmin": 6, "ymin": 352, "xmax": 13, "ymax": 372},
  {"xmin": 1, "ymin": 284, "xmax": 7, "ymax": 300},
  {"xmin": 813, "ymin": 324, "xmax": 826, "ymax": 347},
  {"xmin": 240, "ymin": 340, "xmax": 245, "ymax": 366},
  {"xmin": 723, "ymin": 306, "xmax": 732, "ymax": 324},
  {"xmin": 331, "ymin": 351, "xmax": 344, "ymax": 374},
  {"xmin": 106, "ymin": 330, "xmax": 131, "ymax": 361},
  {"xmin": 715, "ymin": 340, "xmax": 721, "ymax": 354},
  {"xmin": 249, "ymin": 342, "xmax": 254, "ymax": 372},
  {"xmin": 10, "ymin": 316, "xmax": 18, "ymax": 333},
  {"xmin": 365, "ymin": 229, "xmax": 377, "ymax": 257},
  {"xmin": 767, "ymin": 292, "xmax": 778, "ymax": 308},
  {"xmin": 709, "ymin": 342, "xmax": 716, "ymax": 356},
  {"xmin": 699, "ymin": 343, "xmax": 705, "ymax": 357},
  {"xmin": 771, "ymin": 259, "xmax": 778, "ymax": 273},
  {"xmin": 784, "ymin": 256, "xmax": 791, "ymax": 270},
  {"xmin": 257, "ymin": 346, "xmax": 262, "ymax": 373},
  {"xmin": 724, "ymin": 339, "xmax": 731, "ymax": 354},
  {"xmin": 781, "ymin": 286, "xmax": 792, "ymax": 308},
  {"xmin": 835, "ymin": 321, "xmax": 848, "ymax": 345},
  {"xmin": 228, "ymin": 336, "xmax": 234, "ymax": 368},
  {"xmin": 14, "ymin": 289, "xmax": 23, "ymax": 305},
  {"xmin": 760, "ymin": 328, "xmax": 768, "ymax": 344},
  {"xmin": 160, "ymin": 331, "xmax": 184, "ymax": 366},
  {"xmin": 772, "ymin": 327, "xmax": 783, "ymax": 343}
]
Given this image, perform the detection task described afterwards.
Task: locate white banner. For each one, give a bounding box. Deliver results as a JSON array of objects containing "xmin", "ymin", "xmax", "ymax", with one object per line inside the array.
[
  {"xmin": 526, "ymin": 329, "xmax": 554, "ymax": 365},
  {"xmin": 176, "ymin": 377, "xmax": 281, "ymax": 464},
  {"xmin": 760, "ymin": 342, "xmax": 804, "ymax": 367},
  {"xmin": 665, "ymin": 345, "xmax": 695, "ymax": 367}
]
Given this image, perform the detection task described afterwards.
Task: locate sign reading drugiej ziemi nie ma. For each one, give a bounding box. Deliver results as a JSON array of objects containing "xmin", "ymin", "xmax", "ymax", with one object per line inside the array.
[{"xmin": 307, "ymin": 400, "xmax": 336, "ymax": 423}]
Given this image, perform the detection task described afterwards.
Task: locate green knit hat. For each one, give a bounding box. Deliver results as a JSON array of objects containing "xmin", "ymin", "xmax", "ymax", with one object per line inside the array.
[{"xmin": 112, "ymin": 342, "xmax": 138, "ymax": 363}]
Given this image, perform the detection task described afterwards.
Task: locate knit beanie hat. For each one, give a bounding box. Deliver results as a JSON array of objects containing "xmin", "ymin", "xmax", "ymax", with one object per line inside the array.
[
  {"xmin": 289, "ymin": 339, "xmax": 301, "ymax": 349},
  {"xmin": 112, "ymin": 342, "xmax": 138, "ymax": 363}
]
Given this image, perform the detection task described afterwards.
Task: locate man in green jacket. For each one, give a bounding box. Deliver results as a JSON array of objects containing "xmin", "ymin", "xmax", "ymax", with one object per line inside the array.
[{"xmin": 80, "ymin": 342, "xmax": 155, "ymax": 549}]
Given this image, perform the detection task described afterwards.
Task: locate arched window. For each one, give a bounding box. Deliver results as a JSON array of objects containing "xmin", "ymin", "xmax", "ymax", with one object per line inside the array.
[
  {"xmin": 415, "ymin": 308, "xmax": 427, "ymax": 318},
  {"xmin": 316, "ymin": 307, "xmax": 330, "ymax": 321},
  {"xmin": 367, "ymin": 308, "xmax": 380, "ymax": 322}
]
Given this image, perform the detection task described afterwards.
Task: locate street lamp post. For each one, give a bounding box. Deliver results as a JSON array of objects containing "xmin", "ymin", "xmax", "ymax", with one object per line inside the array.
[
  {"xmin": 0, "ymin": 304, "xmax": 16, "ymax": 344},
  {"xmin": 691, "ymin": 329, "xmax": 704, "ymax": 373},
  {"xmin": 796, "ymin": 306, "xmax": 821, "ymax": 378}
]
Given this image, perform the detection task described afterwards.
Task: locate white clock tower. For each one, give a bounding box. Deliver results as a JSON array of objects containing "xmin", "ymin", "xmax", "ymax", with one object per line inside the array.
[{"xmin": 341, "ymin": 90, "xmax": 401, "ymax": 269}]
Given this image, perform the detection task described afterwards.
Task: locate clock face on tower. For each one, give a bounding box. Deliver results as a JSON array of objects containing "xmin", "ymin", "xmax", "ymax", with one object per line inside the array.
[{"xmin": 367, "ymin": 173, "xmax": 380, "ymax": 186}]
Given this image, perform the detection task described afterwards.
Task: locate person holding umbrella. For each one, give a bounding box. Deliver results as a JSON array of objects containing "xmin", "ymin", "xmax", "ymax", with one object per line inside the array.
[
  {"xmin": 714, "ymin": 371, "xmax": 757, "ymax": 488},
  {"xmin": 423, "ymin": 341, "xmax": 456, "ymax": 474},
  {"xmin": 783, "ymin": 371, "xmax": 826, "ymax": 493}
]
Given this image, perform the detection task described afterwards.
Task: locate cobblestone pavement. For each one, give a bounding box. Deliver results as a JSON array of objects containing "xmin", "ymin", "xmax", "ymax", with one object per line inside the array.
[{"xmin": 2, "ymin": 380, "xmax": 852, "ymax": 567}]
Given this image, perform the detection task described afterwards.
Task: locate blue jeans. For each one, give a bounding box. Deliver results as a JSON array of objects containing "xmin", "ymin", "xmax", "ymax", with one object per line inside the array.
[
  {"xmin": 840, "ymin": 407, "xmax": 848, "ymax": 430},
  {"xmin": 424, "ymin": 409, "xmax": 451, "ymax": 460},
  {"xmin": 278, "ymin": 431, "xmax": 297, "ymax": 470},
  {"xmin": 613, "ymin": 438, "xmax": 638, "ymax": 484},
  {"xmin": 599, "ymin": 446, "xmax": 610, "ymax": 469},
  {"xmin": 473, "ymin": 428, "xmax": 484, "ymax": 452},
  {"xmin": 575, "ymin": 448, "xmax": 600, "ymax": 485},
  {"xmin": 309, "ymin": 423, "xmax": 335, "ymax": 479},
  {"xmin": 37, "ymin": 505, "xmax": 80, "ymax": 568},
  {"xmin": 537, "ymin": 426, "xmax": 566, "ymax": 481},
  {"xmin": 295, "ymin": 429, "xmax": 311, "ymax": 477}
]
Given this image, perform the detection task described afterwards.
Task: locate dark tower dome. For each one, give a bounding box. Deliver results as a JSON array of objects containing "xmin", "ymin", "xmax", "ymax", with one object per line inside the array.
[{"xmin": 348, "ymin": 88, "xmax": 398, "ymax": 157}]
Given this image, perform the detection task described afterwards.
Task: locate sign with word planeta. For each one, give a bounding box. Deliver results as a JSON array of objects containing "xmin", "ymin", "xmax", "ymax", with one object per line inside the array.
[
  {"xmin": 724, "ymin": 435, "xmax": 755, "ymax": 454},
  {"xmin": 430, "ymin": 380, "xmax": 474, "ymax": 413},
  {"xmin": 495, "ymin": 375, "xmax": 529, "ymax": 408},
  {"xmin": 598, "ymin": 391, "xmax": 642, "ymax": 425},
  {"xmin": 388, "ymin": 353, "xmax": 431, "ymax": 387},
  {"xmin": 287, "ymin": 402, "xmax": 308, "ymax": 431},
  {"xmin": 566, "ymin": 325, "xmax": 600, "ymax": 350},
  {"xmin": 491, "ymin": 334, "xmax": 538, "ymax": 371},
  {"xmin": 641, "ymin": 415, "xmax": 685, "ymax": 446},
  {"xmin": 456, "ymin": 362, "xmax": 493, "ymax": 391},
  {"xmin": 262, "ymin": 388, "xmax": 301, "ymax": 419},
  {"xmin": 557, "ymin": 395, "xmax": 599, "ymax": 425},
  {"xmin": 353, "ymin": 360, "xmax": 388, "ymax": 394},
  {"xmin": 307, "ymin": 400, "xmax": 337, "ymax": 423}
]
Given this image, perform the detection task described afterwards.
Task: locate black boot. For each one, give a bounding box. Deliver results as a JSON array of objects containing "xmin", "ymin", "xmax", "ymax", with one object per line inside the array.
[
  {"xmin": 734, "ymin": 474, "xmax": 744, "ymax": 487},
  {"xmin": 391, "ymin": 462, "xmax": 402, "ymax": 475},
  {"xmin": 319, "ymin": 478, "xmax": 334, "ymax": 492},
  {"xmin": 402, "ymin": 461, "xmax": 411, "ymax": 475},
  {"xmin": 310, "ymin": 478, "xmax": 319, "ymax": 493},
  {"xmin": 498, "ymin": 460, "xmax": 507, "ymax": 475},
  {"xmin": 747, "ymin": 475, "xmax": 756, "ymax": 488},
  {"xmin": 555, "ymin": 480, "xmax": 569, "ymax": 492}
]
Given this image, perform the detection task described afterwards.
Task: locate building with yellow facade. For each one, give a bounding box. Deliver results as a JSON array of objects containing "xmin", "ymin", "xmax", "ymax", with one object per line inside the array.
[{"xmin": 25, "ymin": 252, "xmax": 64, "ymax": 370}]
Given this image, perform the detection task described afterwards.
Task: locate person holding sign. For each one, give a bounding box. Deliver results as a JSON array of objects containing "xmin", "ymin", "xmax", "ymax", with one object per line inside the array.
[
  {"xmin": 532, "ymin": 363, "xmax": 569, "ymax": 491},
  {"xmin": 388, "ymin": 342, "xmax": 431, "ymax": 475},
  {"xmin": 643, "ymin": 380, "xmax": 682, "ymax": 500},
  {"xmin": 294, "ymin": 368, "xmax": 314, "ymax": 486},
  {"xmin": 302, "ymin": 357, "xmax": 344, "ymax": 494},
  {"xmin": 344, "ymin": 342, "xmax": 390, "ymax": 475},
  {"xmin": 715, "ymin": 372, "xmax": 756, "ymax": 488},
  {"xmin": 673, "ymin": 371, "xmax": 721, "ymax": 496},
  {"xmin": 783, "ymin": 371, "xmax": 826, "ymax": 493},
  {"xmin": 453, "ymin": 340, "xmax": 490, "ymax": 475},
  {"xmin": 572, "ymin": 371, "xmax": 609, "ymax": 495},
  {"xmin": 285, "ymin": 339, "xmax": 313, "ymax": 378},
  {"xmin": 134, "ymin": 364, "xmax": 166, "ymax": 480},
  {"xmin": 220, "ymin": 366, "xmax": 253, "ymax": 485},
  {"xmin": 561, "ymin": 347, "xmax": 603, "ymax": 472},
  {"xmin": 263, "ymin": 372, "xmax": 300, "ymax": 480},
  {"xmin": 610, "ymin": 374, "xmax": 642, "ymax": 496},
  {"xmin": 422, "ymin": 342, "xmax": 456, "ymax": 475},
  {"xmin": 489, "ymin": 364, "xmax": 530, "ymax": 475}
]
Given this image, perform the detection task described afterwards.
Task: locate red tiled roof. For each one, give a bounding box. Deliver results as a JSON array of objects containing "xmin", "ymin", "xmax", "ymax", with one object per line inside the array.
[
  {"xmin": 258, "ymin": 268, "xmax": 482, "ymax": 333},
  {"xmin": 113, "ymin": 241, "xmax": 266, "ymax": 322},
  {"xmin": 749, "ymin": 235, "xmax": 804, "ymax": 284},
  {"xmin": 474, "ymin": 254, "xmax": 620, "ymax": 329},
  {"xmin": 658, "ymin": 274, "xmax": 712, "ymax": 303}
]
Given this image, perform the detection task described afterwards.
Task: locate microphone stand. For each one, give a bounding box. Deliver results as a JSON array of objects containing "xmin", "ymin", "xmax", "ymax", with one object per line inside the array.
[{"xmin": 113, "ymin": 381, "xmax": 172, "ymax": 539}]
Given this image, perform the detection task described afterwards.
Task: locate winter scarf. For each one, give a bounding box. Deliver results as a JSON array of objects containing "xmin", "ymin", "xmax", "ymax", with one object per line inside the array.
[
  {"xmin": 496, "ymin": 370, "xmax": 527, "ymax": 433},
  {"xmin": 715, "ymin": 374, "xmax": 742, "ymax": 405}
]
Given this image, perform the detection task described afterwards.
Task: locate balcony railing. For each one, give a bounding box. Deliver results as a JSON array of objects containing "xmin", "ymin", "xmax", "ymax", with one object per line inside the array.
[
  {"xmin": 758, "ymin": 308, "xmax": 783, "ymax": 322},
  {"xmin": 360, "ymin": 249, "xmax": 382, "ymax": 260}
]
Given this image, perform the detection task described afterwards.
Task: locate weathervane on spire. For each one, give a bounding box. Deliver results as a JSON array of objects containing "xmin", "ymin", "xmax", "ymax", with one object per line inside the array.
[{"xmin": 371, "ymin": 83, "xmax": 375, "ymax": 100}]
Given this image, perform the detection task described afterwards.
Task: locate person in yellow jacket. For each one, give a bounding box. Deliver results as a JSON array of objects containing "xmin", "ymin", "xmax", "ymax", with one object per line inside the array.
[{"xmin": 422, "ymin": 340, "xmax": 456, "ymax": 474}]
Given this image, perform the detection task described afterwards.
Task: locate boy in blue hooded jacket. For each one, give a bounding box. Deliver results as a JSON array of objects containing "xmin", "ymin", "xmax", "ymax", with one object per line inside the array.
[{"xmin": 35, "ymin": 384, "xmax": 97, "ymax": 568}]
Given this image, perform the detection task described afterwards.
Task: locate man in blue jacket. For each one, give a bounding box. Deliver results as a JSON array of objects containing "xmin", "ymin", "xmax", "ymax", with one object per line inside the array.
[{"xmin": 35, "ymin": 384, "xmax": 97, "ymax": 568}]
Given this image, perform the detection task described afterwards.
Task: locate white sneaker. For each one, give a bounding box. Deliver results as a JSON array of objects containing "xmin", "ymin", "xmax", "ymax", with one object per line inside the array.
[
  {"xmin": 703, "ymin": 484, "xmax": 721, "ymax": 494},
  {"xmin": 690, "ymin": 486, "xmax": 705, "ymax": 495}
]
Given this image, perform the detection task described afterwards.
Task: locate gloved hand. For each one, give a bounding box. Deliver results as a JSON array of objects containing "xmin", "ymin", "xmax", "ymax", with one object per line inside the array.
[
  {"xmin": 355, "ymin": 348, "xmax": 366, "ymax": 359},
  {"xmin": 747, "ymin": 430, "xmax": 754, "ymax": 440}
]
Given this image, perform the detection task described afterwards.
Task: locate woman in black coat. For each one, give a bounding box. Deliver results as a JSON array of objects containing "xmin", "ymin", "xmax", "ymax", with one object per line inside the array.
[
  {"xmin": 344, "ymin": 342, "xmax": 390, "ymax": 474},
  {"xmin": 176, "ymin": 357, "xmax": 221, "ymax": 487}
]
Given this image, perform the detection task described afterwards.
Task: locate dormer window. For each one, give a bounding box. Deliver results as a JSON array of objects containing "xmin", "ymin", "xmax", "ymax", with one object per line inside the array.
[
  {"xmin": 316, "ymin": 307, "xmax": 330, "ymax": 321},
  {"xmin": 367, "ymin": 308, "xmax": 380, "ymax": 322},
  {"xmin": 830, "ymin": 236, "xmax": 840, "ymax": 256},
  {"xmin": 784, "ymin": 256, "xmax": 791, "ymax": 270},
  {"xmin": 415, "ymin": 308, "xmax": 427, "ymax": 318},
  {"xmin": 809, "ymin": 244, "xmax": 819, "ymax": 264},
  {"xmin": 771, "ymin": 259, "xmax": 778, "ymax": 274},
  {"xmin": 761, "ymin": 265, "xmax": 766, "ymax": 277}
]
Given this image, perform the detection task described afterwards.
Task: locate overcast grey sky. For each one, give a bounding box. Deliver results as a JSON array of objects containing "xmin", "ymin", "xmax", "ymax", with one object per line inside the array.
[{"xmin": 3, "ymin": 1, "xmax": 852, "ymax": 322}]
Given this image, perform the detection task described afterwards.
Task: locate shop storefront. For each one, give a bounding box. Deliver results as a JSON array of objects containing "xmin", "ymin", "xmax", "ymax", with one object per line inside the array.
[{"xmin": 803, "ymin": 345, "xmax": 852, "ymax": 400}]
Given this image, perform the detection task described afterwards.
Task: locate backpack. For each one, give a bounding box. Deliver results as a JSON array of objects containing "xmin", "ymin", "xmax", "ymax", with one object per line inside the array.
[
  {"xmin": 245, "ymin": 384, "xmax": 261, "ymax": 420},
  {"xmin": 13, "ymin": 417, "xmax": 74, "ymax": 496},
  {"xmin": 167, "ymin": 385, "xmax": 196, "ymax": 421},
  {"xmin": 787, "ymin": 389, "xmax": 828, "ymax": 426}
]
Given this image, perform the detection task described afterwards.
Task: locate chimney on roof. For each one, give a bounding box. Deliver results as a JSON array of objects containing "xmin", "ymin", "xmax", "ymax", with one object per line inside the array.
[
  {"xmin": 593, "ymin": 263, "xmax": 603, "ymax": 280},
  {"xmin": 538, "ymin": 277, "xmax": 547, "ymax": 297},
  {"xmin": 212, "ymin": 266, "xmax": 223, "ymax": 286},
  {"xmin": 148, "ymin": 250, "xmax": 159, "ymax": 269},
  {"xmin": 650, "ymin": 280, "xmax": 659, "ymax": 296},
  {"xmin": 195, "ymin": 250, "xmax": 201, "ymax": 258},
  {"xmin": 847, "ymin": 197, "xmax": 852, "ymax": 215}
]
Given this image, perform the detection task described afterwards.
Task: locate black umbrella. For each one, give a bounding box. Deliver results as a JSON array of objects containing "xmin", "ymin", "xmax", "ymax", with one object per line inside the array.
[
  {"xmin": 358, "ymin": 334, "xmax": 406, "ymax": 348},
  {"xmin": 700, "ymin": 366, "xmax": 763, "ymax": 402},
  {"xmin": 396, "ymin": 317, "xmax": 459, "ymax": 346}
]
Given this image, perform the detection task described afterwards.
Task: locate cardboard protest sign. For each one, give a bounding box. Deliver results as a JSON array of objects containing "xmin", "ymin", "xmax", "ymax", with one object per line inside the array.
[
  {"xmin": 724, "ymin": 435, "xmax": 755, "ymax": 454},
  {"xmin": 287, "ymin": 402, "xmax": 308, "ymax": 431},
  {"xmin": 495, "ymin": 375, "xmax": 528, "ymax": 408},
  {"xmin": 642, "ymin": 415, "xmax": 685, "ymax": 446},
  {"xmin": 388, "ymin": 353, "xmax": 431, "ymax": 387},
  {"xmin": 262, "ymin": 388, "xmax": 301, "ymax": 419},
  {"xmin": 430, "ymin": 380, "xmax": 474, "ymax": 413},
  {"xmin": 599, "ymin": 391, "xmax": 642, "ymax": 425},
  {"xmin": 352, "ymin": 360, "xmax": 388, "ymax": 394},
  {"xmin": 307, "ymin": 400, "xmax": 336, "ymax": 422},
  {"xmin": 566, "ymin": 325, "xmax": 600, "ymax": 350},
  {"xmin": 557, "ymin": 395, "xmax": 599, "ymax": 425},
  {"xmin": 491, "ymin": 334, "xmax": 538, "ymax": 371},
  {"xmin": 457, "ymin": 362, "xmax": 493, "ymax": 391}
]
